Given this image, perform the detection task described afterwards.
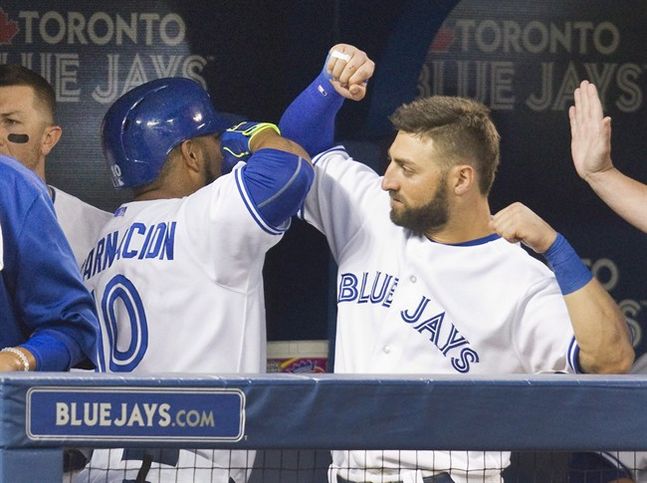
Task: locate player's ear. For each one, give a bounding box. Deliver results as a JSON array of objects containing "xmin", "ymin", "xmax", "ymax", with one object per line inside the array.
[
  {"xmin": 178, "ymin": 139, "xmax": 201, "ymax": 174},
  {"xmin": 40, "ymin": 124, "xmax": 62, "ymax": 157},
  {"xmin": 450, "ymin": 164, "xmax": 475, "ymax": 195}
]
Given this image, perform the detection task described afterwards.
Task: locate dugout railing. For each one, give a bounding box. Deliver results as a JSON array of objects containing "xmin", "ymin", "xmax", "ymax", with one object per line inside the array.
[{"xmin": 1, "ymin": 373, "xmax": 646, "ymax": 482}]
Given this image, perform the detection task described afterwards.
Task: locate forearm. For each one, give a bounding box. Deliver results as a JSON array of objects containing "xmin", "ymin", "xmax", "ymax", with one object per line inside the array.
[
  {"xmin": 586, "ymin": 167, "xmax": 647, "ymax": 233},
  {"xmin": 279, "ymin": 71, "xmax": 344, "ymax": 156},
  {"xmin": 564, "ymin": 278, "xmax": 634, "ymax": 374},
  {"xmin": 544, "ymin": 234, "xmax": 634, "ymax": 374},
  {"xmin": 249, "ymin": 128, "xmax": 311, "ymax": 161}
]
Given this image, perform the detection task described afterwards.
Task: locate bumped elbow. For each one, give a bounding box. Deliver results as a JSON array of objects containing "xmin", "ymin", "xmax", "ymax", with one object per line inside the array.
[
  {"xmin": 596, "ymin": 351, "xmax": 634, "ymax": 375},
  {"xmin": 613, "ymin": 343, "xmax": 635, "ymax": 374},
  {"xmin": 608, "ymin": 320, "xmax": 635, "ymax": 374},
  {"xmin": 243, "ymin": 149, "xmax": 315, "ymax": 227},
  {"xmin": 581, "ymin": 340, "xmax": 635, "ymax": 374}
]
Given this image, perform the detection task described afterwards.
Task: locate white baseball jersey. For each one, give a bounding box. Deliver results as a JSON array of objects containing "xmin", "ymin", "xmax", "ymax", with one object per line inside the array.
[
  {"xmin": 51, "ymin": 186, "xmax": 113, "ymax": 266},
  {"xmin": 76, "ymin": 164, "xmax": 285, "ymax": 483},
  {"xmin": 301, "ymin": 147, "xmax": 580, "ymax": 483}
]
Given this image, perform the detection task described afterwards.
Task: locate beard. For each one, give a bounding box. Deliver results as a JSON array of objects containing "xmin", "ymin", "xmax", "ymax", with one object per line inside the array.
[
  {"xmin": 203, "ymin": 160, "xmax": 217, "ymax": 186},
  {"xmin": 389, "ymin": 179, "xmax": 449, "ymax": 236},
  {"xmin": 201, "ymin": 148, "xmax": 221, "ymax": 186}
]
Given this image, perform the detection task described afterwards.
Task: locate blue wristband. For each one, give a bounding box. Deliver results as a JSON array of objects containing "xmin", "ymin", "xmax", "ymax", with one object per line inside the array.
[{"xmin": 544, "ymin": 233, "xmax": 593, "ymax": 295}]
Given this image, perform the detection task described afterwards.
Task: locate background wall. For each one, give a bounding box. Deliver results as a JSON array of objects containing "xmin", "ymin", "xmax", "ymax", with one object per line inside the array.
[{"xmin": 2, "ymin": 0, "xmax": 647, "ymax": 359}]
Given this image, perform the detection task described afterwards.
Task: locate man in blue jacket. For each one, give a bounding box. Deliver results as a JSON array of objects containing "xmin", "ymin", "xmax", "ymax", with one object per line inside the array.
[{"xmin": 0, "ymin": 154, "xmax": 99, "ymax": 371}]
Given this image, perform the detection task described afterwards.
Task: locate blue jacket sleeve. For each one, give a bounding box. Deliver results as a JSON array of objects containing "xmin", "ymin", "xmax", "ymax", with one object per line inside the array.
[
  {"xmin": 13, "ymin": 192, "xmax": 100, "ymax": 371},
  {"xmin": 240, "ymin": 148, "xmax": 314, "ymax": 229},
  {"xmin": 279, "ymin": 71, "xmax": 345, "ymax": 156}
]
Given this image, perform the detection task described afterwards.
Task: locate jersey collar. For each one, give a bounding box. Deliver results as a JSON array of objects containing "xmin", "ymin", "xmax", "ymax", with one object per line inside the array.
[{"xmin": 432, "ymin": 233, "xmax": 501, "ymax": 247}]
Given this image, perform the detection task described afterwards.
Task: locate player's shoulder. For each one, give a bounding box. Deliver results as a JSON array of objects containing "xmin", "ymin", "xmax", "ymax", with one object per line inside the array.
[
  {"xmin": 312, "ymin": 145, "xmax": 351, "ymax": 166},
  {"xmin": 50, "ymin": 186, "xmax": 112, "ymax": 220},
  {"xmin": 310, "ymin": 144, "xmax": 382, "ymax": 195},
  {"xmin": 489, "ymin": 237, "xmax": 555, "ymax": 278},
  {"xmin": 50, "ymin": 186, "xmax": 101, "ymax": 211},
  {"xmin": 186, "ymin": 164, "xmax": 257, "ymax": 209}
]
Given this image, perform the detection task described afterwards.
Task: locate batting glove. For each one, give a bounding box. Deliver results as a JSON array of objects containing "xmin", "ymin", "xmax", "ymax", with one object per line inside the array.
[{"xmin": 220, "ymin": 121, "xmax": 281, "ymax": 174}]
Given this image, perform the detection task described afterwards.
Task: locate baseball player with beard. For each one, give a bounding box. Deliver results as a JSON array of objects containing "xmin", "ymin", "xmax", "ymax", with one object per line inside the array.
[
  {"xmin": 74, "ymin": 78, "xmax": 312, "ymax": 483},
  {"xmin": 278, "ymin": 44, "xmax": 633, "ymax": 483}
]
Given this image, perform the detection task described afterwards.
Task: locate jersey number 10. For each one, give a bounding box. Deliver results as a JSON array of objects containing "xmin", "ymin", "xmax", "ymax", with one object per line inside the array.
[{"xmin": 96, "ymin": 274, "xmax": 149, "ymax": 372}]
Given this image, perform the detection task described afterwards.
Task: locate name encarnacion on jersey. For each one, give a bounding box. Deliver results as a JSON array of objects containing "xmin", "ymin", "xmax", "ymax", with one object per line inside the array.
[
  {"xmin": 338, "ymin": 270, "xmax": 480, "ymax": 373},
  {"xmin": 81, "ymin": 221, "xmax": 177, "ymax": 280}
]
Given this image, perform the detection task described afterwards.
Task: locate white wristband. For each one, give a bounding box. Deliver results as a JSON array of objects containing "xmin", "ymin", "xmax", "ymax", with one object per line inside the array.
[{"xmin": 1, "ymin": 347, "xmax": 30, "ymax": 371}]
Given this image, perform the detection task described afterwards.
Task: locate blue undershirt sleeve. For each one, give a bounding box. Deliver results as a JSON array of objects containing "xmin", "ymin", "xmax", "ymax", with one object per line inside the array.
[
  {"xmin": 241, "ymin": 148, "xmax": 314, "ymax": 228},
  {"xmin": 279, "ymin": 71, "xmax": 345, "ymax": 156}
]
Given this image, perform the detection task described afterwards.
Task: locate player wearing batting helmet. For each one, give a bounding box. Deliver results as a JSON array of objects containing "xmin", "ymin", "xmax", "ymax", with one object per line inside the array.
[{"xmin": 76, "ymin": 77, "xmax": 313, "ymax": 483}]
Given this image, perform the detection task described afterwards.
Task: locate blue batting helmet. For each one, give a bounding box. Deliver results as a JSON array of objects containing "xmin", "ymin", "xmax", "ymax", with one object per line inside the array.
[{"xmin": 101, "ymin": 77, "xmax": 231, "ymax": 189}]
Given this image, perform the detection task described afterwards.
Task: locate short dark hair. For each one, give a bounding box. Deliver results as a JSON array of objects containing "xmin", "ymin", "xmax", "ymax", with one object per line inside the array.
[
  {"xmin": 0, "ymin": 64, "xmax": 57, "ymax": 123},
  {"xmin": 390, "ymin": 96, "xmax": 500, "ymax": 195}
]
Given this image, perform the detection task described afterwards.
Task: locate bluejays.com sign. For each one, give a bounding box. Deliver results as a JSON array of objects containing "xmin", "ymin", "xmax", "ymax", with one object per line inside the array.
[{"xmin": 26, "ymin": 387, "xmax": 245, "ymax": 443}]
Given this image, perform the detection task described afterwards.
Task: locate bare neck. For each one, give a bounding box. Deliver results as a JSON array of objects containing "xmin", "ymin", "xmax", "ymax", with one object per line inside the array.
[
  {"xmin": 133, "ymin": 166, "xmax": 205, "ymax": 201},
  {"xmin": 33, "ymin": 159, "xmax": 46, "ymax": 183},
  {"xmin": 425, "ymin": 196, "xmax": 493, "ymax": 245},
  {"xmin": 133, "ymin": 181, "xmax": 198, "ymax": 202}
]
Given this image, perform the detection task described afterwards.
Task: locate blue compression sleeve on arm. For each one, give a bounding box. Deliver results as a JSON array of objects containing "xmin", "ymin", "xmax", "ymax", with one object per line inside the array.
[
  {"xmin": 279, "ymin": 70, "xmax": 344, "ymax": 156},
  {"xmin": 241, "ymin": 148, "xmax": 314, "ymax": 228},
  {"xmin": 544, "ymin": 233, "xmax": 593, "ymax": 295}
]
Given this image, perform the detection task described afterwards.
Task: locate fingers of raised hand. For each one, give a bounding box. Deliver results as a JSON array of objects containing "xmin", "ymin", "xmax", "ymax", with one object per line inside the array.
[
  {"xmin": 568, "ymin": 105, "xmax": 577, "ymax": 133},
  {"xmin": 587, "ymin": 82, "xmax": 604, "ymax": 120},
  {"xmin": 490, "ymin": 219, "xmax": 520, "ymax": 245},
  {"xmin": 347, "ymin": 83, "xmax": 367, "ymax": 101},
  {"xmin": 491, "ymin": 202, "xmax": 529, "ymax": 238},
  {"xmin": 327, "ymin": 45, "xmax": 353, "ymax": 78},
  {"xmin": 327, "ymin": 44, "xmax": 371, "ymax": 87},
  {"xmin": 348, "ymin": 58, "xmax": 375, "ymax": 87},
  {"xmin": 327, "ymin": 49, "xmax": 351, "ymax": 76}
]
